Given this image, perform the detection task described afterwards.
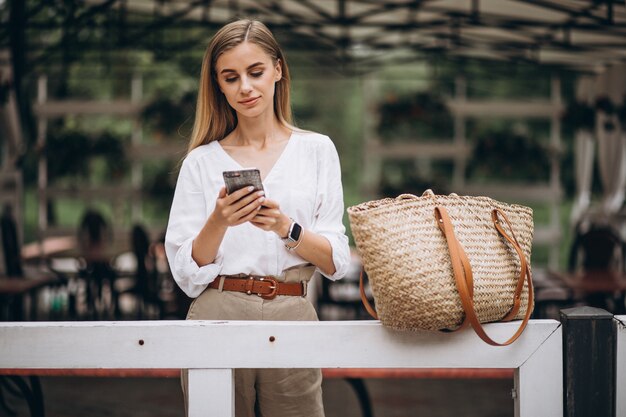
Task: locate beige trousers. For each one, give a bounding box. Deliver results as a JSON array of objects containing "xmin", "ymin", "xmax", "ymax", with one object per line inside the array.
[{"xmin": 182, "ymin": 266, "xmax": 325, "ymax": 417}]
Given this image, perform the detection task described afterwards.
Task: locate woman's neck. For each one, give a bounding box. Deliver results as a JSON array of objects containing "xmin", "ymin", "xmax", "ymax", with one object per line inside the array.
[{"xmin": 234, "ymin": 116, "xmax": 286, "ymax": 149}]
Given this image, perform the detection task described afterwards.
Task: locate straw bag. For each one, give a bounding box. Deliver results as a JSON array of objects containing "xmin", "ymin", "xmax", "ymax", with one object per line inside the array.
[{"xmin": 347, "ymin": 189, "xmax": 534, "ymax": 346}]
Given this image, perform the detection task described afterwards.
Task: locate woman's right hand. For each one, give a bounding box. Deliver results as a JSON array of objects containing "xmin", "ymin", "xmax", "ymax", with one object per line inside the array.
[{"xmin": 210, "ymin": 186, "xmax": 266, "ymax": 228}]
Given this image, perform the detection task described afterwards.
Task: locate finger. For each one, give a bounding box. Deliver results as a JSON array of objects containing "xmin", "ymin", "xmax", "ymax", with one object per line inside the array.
[
  {"xmin": 231, "ymin": 190, "xmax": 265, "ymax": 212},
  {"xmin": 250, "ymin": 214, "xmax": 278, "ymax": 227},
  {"xmin": 249, "ymin": 219, "xmax": 271, "ymax": 229},
  {"xmin": 233, "ymin": 193, "xmax": 265, "ymax": 215},
  {"xmin": 256, "ymin": 208, "xmax": 281, "ymax": 218},
  {"xmin": 250, "ymin": 214, "xmax": 269, "ymax": 224},
  {"xmin": 239, "ymin": 207, "xmax": 263, "ymax": 224},
  {"xmin": 259, "ymin": 198, "xmax": 279, "ymax": 209},
  {"xmin": 249, "ymin": 222, "xmax": 268, "ymax": 231},
  {"xmin": 225, "ymin": 186, "xmax": 257, "ymax": 204},
  {"xmin": 233, "ymin": 196, "xmax": 264, "ymax": 220},
  {"xmin": 218, "ymin": 187, "xmax": 227, "ymax": 198}
]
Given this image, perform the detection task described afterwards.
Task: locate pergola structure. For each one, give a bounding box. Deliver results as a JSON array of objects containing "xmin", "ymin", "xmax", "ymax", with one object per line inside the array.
[
  {"xmin": 3, "ymin": 0, "xmax": 626, "ymax": 74},
  {"xmin": 1, "ymin": 1, "xmax": 626, "ymax": 269}
]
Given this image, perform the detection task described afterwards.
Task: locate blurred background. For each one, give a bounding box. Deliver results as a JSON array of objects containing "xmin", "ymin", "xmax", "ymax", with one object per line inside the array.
[
  {"xmin": 1, "ymin": 1, "xmax": 626, "ymax": 414},
  {"xmin": 1, "ymin": 0, "xmax": 626, "ymax": 321},
  {"xmin": 0, "ymin": 0, "xmax": 626, "ymax": 317}
]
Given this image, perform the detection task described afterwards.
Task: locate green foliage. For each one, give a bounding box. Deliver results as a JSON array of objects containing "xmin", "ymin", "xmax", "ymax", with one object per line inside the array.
[
  {"xmin": 45, "ymin": 129, "xmax": 91, "ymax": 180},
  {"xmin": 142, "ymin": 160, "xmax": 177, "ymax": 212},
  {"xmin": 377, "ymin": 92, "xmax": 453, "ymax": 141},
  {"xmin": 45, "ymin": 128, "xmax": 129, "ymax": 183},
  {"xmin": 291, "ymin": 75, "xmax": 364, "ymax": 193},
  {"xmin": 467, "ymin": 129, "xmax": 551, "ymax": 183},
  {"xmin": 141, "ymin": 91, "xmax": 196, "ymax": 136},
  {"xmin": 379, "ymin": 160, "xmax": 452, "ymax": 198}
]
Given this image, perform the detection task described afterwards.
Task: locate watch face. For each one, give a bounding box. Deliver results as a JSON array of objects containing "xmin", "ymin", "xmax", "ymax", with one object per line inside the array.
[{"xmin": 290, "ymin": 222, "xmax": 302, "ymax": 242}]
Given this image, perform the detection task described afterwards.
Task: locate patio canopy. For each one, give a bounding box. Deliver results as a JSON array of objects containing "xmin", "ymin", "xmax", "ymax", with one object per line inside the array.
[{"xmin": 3, "ymin": 0, "xmax": 626, "ymax": 74}]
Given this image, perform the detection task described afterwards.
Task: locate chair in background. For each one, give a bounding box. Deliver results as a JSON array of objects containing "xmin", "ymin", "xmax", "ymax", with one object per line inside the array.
[
  {"xmin": 566, "ymin": 222, "xmax": 626, "ymax": 313},
  {"xmin": 76, "ymin": 209, "xmax": 119, "ymax": 319},
  {"xmin": 0, "ymin": 205, "xmax": 53, "ymax": 416},
  {"xmin": 568, "ymin": 224, "xmax": 625, "ymax": 273},
  {"xmin": 1, "ymin": 204, "xmax": 22, "ymax": 277},
  {"xmin": 0, "ymin": 204, "xmax": 62, "ymax": 320},
  {"xmin": 115, "ymin": 225, "xmax": 163, "ymax": 319}
]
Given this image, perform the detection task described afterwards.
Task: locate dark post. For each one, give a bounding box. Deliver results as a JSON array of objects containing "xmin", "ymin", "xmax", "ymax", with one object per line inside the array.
[{"xmin": 560, "ymin": 306, "xmax": 615, "ymax": 417}]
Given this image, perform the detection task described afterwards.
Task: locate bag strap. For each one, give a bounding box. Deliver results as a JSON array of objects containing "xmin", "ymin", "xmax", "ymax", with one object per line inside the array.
[
  {"xmin": 434, "ymin": 206, "xmax": 534, "ymax": 346},
  {"xmin": 491, "ymin": 208, "xmax": 530, "ymax": 321},
  {"xmin": 359, "ymin": 269, "xmax": 379, "ymax": 319}
]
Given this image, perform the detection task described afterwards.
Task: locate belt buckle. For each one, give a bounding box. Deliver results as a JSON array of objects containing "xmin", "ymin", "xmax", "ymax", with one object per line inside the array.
[{"xmin": 257, "ymin": 276, "xmax": 278, "ymax": 300}]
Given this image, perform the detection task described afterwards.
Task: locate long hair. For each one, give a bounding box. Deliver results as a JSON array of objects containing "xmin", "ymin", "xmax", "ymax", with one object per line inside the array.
[{"xmin": 187, "ymin": 19, "xmax": 293, "ymax": 154}]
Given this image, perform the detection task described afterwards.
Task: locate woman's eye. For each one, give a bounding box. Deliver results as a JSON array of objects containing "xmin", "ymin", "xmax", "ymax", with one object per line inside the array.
[
  {"xmin": 251, "ymin": 72, "xmax": 264, "ymax": 78},
  {"xmin": 225, "ymin": 77, "xmax": 237, "ymax": 83}
]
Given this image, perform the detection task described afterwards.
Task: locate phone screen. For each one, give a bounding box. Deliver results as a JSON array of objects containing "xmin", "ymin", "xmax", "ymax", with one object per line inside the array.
[{"xmin": 223, "ymin": 169, "xmax": 264, "ymax": 194}]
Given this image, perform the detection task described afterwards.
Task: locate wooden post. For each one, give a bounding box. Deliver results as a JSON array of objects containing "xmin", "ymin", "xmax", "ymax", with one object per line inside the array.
[
  {"xmin": 187, "ymin": 369, "xmax": 234, "ymax": 417},
  {"xmin": 561, "ymin": 307, "xmax": 615, "ymax": 417},
  {"xmin": 615, "ymin": 315, "xmax": 626, "ymax": 417},
  {"xmin": 514, "ymin": 320, "xmax": 562, "ymax": 417}
]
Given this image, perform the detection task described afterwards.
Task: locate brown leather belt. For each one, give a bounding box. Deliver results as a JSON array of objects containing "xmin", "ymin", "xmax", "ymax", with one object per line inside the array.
[{"xmin": 208, "ymin": 275, "xmax": 307, "ymax": 300}]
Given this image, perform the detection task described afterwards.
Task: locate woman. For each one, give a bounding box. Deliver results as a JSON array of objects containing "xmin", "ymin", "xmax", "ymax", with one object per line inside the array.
[{"xmin": 164, "ymin": 19, "xmax": 350, "ymax": 417}]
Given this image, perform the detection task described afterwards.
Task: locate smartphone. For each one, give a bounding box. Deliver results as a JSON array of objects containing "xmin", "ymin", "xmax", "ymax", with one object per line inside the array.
[{"xmin": 223, "ymin": 168, "xmax": 264, "ymax": 195}]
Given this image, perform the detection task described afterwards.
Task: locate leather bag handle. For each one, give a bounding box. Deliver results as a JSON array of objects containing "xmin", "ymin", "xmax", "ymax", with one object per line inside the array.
[
  {"xmin": 360, "ymin": 269, "xmax": 379, "ymax": 319},
  {"xmin": 434, "ymin": 206, "xmax": 534, "ymax": 346}
]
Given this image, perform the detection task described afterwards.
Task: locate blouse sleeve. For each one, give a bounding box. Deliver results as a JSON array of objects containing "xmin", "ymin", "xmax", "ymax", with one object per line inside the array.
[
  {"xmin": 311, "ymin": 137, "xmax": 351, "ymax": 280},
  {"xmin": 165, "ymin": 158, "xmax": 224, "ymax": 298}
]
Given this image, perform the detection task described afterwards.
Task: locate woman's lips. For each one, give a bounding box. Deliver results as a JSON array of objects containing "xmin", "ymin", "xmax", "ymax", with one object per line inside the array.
[{"xmin": 239, "ymin": 97, "xmax": 260, "ymax": 106}]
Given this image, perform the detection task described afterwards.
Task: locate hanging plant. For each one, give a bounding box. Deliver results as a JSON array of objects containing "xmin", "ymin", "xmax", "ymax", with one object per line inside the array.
[
  {"xmin": 92, "ymin": 131, "xmax": 129, "ymax": 180},
  {"xmin": 45, "ymin": 128, "xmax": 128, "ymax": 182},
  {"xmin": 141, "ymin": 91, "xmax": 196, "ymax": 137},
  {"xmin": 144, "ymin": 162, "xmax": 176, "ymax": 209},
  {"xmin": 46, "ymin": 129, "xmax": 92, "ymax": 181},
  {"xmin": 377, "ymin": 92, "xmax": 453, "ymax": 141},
  {"xmin": 467, "ymin": 129, "xmax": 551, "ymax": 182}
]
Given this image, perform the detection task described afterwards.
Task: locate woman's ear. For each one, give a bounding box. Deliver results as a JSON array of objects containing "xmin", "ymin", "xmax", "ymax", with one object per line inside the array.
[{"xmin": 274, "ymin": 59, "xmax": 282, "ymax": 82}]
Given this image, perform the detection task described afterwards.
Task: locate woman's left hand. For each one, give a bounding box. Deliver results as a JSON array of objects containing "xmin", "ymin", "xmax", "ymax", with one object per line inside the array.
[{"xmin": 250, "ymin": 198, "xmax": 290, "ymax": 238}]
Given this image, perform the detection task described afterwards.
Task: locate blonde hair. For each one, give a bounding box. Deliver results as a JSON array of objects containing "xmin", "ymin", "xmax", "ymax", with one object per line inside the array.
[{"xmin": 187, "ymin": 19, "xmax": 293, "ymax": 154}]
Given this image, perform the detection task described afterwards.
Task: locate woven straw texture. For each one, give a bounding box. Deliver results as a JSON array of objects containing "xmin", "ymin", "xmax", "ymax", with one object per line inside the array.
[{"xmin": 347, "ymin": 190, "xmax": 534, "ymax": 331}]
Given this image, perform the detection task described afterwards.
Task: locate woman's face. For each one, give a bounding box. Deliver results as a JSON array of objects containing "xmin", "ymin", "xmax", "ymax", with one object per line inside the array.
[{"xmin": 215, "ymin": 41, "xmax": 282, "ymax": 119}]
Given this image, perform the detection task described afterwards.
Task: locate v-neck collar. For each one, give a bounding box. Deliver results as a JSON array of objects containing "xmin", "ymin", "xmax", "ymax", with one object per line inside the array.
[{"xmin": 214, "ymin": 131, "xmax": 295, "ymax": 182}]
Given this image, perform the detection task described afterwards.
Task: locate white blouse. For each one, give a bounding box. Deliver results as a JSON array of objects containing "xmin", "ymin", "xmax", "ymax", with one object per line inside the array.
[{"xmin": 165, "ymin": 130, "xmax": 351, "ymax": 298}]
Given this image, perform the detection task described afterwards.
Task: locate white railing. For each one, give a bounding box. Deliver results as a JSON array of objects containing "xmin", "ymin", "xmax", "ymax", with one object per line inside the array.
[
  {"xmin": 0, "ymin": 320, "xmax": 562, "ymax": 417},
  {"xmin": 616, "ymin": 315, "xmax": 626, "ymax": 417}
]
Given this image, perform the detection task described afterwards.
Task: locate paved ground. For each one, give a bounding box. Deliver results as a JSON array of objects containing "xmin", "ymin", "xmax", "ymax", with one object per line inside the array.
[{"xmin": 2, "ymin": 375, "xmax": 513, "ymax": 417}]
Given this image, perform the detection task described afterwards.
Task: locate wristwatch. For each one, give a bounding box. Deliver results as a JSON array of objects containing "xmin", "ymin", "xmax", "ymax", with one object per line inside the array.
[{"xmin": 283, "ymin": 220, "xmax": 303, "ymax": 250}]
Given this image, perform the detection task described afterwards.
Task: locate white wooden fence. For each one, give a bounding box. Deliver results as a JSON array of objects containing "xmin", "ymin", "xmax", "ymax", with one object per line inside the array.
[
  {"xmin": 0, "ymin": 320, "xmax": 562, "ymax": 417},
  {"xmin": 616, "ymin": 315, "xmax": 626, "ymax": 417}
]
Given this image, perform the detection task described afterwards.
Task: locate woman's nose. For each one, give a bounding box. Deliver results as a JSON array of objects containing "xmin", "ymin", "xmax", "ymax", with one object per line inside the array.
[{"xmin": 240, "ymin": 76, "xmax": 252, "ymax": 94}]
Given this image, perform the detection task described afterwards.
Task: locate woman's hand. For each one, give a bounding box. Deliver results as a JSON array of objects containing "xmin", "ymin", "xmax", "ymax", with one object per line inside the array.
[
  {"xmin": 210, "ymin": 186, "xmax": 266, "ymax": 229},
  {"xmin": 250, "ymin": 198, "xmax": 291, "ymax": 237}
]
